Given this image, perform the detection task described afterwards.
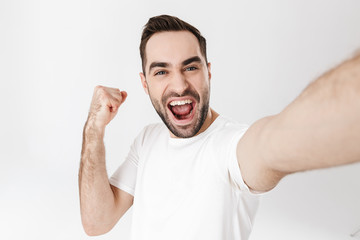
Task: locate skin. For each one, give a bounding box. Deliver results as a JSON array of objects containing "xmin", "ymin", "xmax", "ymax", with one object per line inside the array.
[
  {"xmin": 79, "ymin": 29, "xmax": 360, "ymax": 235},
  {"xmin": 79, "ymin": 86, "xmax": 133, "ymax": 236},
  {"xmin": 139, "ymin": 31, "xmax": 218, "ymax": 138},
  {"xmin": 237, "ymin": 53, "xmax": 360, "ymax": 191}
]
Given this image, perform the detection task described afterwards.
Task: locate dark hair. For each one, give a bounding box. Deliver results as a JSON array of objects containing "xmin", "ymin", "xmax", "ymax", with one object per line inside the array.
[{"xmin": 140, "ymin": 15, "xmax": 207, "ymax": 74}]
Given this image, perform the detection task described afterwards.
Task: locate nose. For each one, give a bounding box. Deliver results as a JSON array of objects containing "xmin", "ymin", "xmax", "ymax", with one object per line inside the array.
[{"xmin": 169, "ymin": 70, "xmax": 189, "ymax": 95}]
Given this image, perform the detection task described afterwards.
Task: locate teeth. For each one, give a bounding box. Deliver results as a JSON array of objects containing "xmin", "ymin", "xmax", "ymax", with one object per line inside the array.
[{"xmin": 169, "ymin": 99, "xmax": 192, "ymax": 106}]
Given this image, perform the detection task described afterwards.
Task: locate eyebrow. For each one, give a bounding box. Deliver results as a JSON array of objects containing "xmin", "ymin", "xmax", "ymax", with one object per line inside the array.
[
  {"xmin": 148, "ymin": 62, "xmax": 169, "ymax": 73},
  {"xmin": 182, "ymin": 56, "xmax": 202, "ymax": 66},
  {"xmin": 148, "ymin": 56, "xmax": 202, "ymax": 74}
]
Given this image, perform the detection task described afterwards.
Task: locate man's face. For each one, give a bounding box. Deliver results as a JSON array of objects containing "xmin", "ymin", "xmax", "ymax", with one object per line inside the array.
[{"xmin": 140, "ymin": 31, "xmax": 211, "ymax": 138}]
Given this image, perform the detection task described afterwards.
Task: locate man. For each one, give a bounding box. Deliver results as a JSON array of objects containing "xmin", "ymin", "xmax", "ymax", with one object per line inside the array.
[{"xmin": 79, "ymin": 15, "xmax": 360, "ymax": 240}]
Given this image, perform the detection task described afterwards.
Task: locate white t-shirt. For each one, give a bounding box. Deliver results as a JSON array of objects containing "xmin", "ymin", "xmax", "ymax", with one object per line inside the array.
[{"xmin": 110, "ymin": 116, "xmax": 260, "ymax": 240}]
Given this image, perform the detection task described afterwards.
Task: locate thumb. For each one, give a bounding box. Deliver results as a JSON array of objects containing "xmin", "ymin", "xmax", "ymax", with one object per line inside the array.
[{"xmin": 120, "ymin": 91, "xmax": 128, "ymax": 104}]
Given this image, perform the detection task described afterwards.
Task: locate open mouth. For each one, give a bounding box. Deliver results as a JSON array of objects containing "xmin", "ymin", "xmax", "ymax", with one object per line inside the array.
[{"xmin": 168, "ymin": 99, "xmax": 195, "ymax": 122}]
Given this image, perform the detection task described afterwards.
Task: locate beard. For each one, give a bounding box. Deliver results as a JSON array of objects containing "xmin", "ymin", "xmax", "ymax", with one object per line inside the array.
[{"xmin": 149, "ymin": 86, "xmax": 210, "ymax": 138}]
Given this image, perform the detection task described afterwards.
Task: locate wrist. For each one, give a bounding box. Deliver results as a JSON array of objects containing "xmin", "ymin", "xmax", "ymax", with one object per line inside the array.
[{"xmin": 83, "ymin": 117, "xmax": 106, "ymax": 140}]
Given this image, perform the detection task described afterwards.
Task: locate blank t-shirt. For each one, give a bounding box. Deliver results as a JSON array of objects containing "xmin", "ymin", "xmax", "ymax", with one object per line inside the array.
[{"xmin": 110, "ymin": 116, "xmax": 260, "ymax": 240}]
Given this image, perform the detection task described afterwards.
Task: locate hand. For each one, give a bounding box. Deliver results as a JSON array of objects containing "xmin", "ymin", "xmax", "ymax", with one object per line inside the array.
[{"xmin": 87, "ymin": 85, "xmax": 127, "ymax": 130}]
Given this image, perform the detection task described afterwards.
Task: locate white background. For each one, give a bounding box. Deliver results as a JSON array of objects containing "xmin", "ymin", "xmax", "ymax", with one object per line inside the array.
[{"xmin": 1, "ymin": 0, "xmax": 360, "ymax": 239}]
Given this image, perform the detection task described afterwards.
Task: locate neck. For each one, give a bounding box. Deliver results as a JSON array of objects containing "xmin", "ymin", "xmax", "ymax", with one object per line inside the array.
[{"xmin": 196, "ymin": 108, "xmax": 219, "ymax": 136}]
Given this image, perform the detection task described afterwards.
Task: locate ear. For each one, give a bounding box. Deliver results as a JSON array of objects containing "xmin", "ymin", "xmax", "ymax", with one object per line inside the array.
[
  {"xmin": 139, "ymin": 72, "xmax": 149, "ymax": 95},
  {"xmin": 207, "ymin": 62, "xmax": 212, "ymax": 81}
]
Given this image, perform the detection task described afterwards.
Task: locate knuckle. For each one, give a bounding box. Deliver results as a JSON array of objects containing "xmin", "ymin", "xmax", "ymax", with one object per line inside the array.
[
  {"xmin": 112, "ymin": 97, "xmax": 121, "ymax": 105},
  {"xmin": 98, "ymin": 87, "xmax": 108, "ymax": 96},
  {"xmin": 94, "ymin": 85, "xmax": 103, "ymax": 91}
]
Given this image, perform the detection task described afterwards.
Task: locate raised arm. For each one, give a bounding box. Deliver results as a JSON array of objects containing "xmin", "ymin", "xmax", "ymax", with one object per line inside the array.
[
  {"xmin": 79, "ymin": 86, "xmax": 133, "ymax": 236},
  {"xmin": 237, "ymin": 53, "xmax": 360, "ymax": 192}
]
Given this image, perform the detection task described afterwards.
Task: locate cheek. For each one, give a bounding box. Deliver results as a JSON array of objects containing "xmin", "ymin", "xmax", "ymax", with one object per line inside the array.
[
  {"xmin": 194, "ymin": 71, "xmax": 210, "ymax": 87},
  {"xmin": 148, "ymin": 82, "xmax": 167, "ymax": 101},
  {"xmin": 195, "ymin": 78, "xmax": 210, "ymax": 94}
]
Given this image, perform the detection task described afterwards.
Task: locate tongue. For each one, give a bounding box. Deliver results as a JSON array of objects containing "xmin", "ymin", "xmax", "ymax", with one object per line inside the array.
[{"xmin": 171, "ymin": 104, "xmax": 192, "ymax": 116}]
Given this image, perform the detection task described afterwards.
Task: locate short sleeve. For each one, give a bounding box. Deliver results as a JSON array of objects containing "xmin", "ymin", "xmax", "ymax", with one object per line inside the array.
[
  {"xmin": 225, "ymin": 125, "xmax": 265, "ymax": 195},
  {"xmin": 225, "ymin": 126, "xmax": 251, "ymax": 192},
  {"xmin": 109, "ymin": 131, "xmax": 143, "ymax": 196}
]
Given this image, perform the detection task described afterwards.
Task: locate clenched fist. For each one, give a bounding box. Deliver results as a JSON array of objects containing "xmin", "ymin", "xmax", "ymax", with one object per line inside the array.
[{"xmin": 87, "ymin": 85, "xmax": 127, "ymax": 130}]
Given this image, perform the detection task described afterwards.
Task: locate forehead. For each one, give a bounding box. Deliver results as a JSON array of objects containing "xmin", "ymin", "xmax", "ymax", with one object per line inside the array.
[{"xmin": 145, "ymin": 31, "xmax": 204, "ymax": 70}]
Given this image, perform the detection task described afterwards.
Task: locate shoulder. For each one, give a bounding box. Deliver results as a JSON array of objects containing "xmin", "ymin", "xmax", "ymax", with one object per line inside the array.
[
  {"xmin": 211, "ymin": 116, "xmax": 249, "ymax": 140},
  {"xmin": 201, "ymin": 116, "xmax": 249, "ymax": 155},
  {"xmin": 142, "ymin": 122, "xmax": 166, "ymax": 136},
  {"xmin": 134, "ymin": 122, "xmax": 168, "ymax": 145}
]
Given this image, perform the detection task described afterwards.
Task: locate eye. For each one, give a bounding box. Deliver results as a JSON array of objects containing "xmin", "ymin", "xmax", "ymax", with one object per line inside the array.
[
  {"xmin": 185, "ymin": 66, "xmax": 197, "ymax": 71},
  {"xmin": 155, "ymin": 70, "xmax": 166, "ymax": 76}
]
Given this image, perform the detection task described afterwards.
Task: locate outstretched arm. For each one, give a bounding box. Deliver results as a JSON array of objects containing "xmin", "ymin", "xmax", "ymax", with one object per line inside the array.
[
  {"xmin": 79, "ymin": 86, "xmax": 133, "ymax": 236},
  {"xmin": 237, "ymin": 53, "xmax": 360, "ymax": 192}
]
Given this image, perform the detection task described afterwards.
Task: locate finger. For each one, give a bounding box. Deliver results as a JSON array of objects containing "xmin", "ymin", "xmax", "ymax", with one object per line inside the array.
[
  {"xmin": 107, "ymin": 96, "xmax": 122, "ymax": 109},
  {"xmin": 92, "ymin": 86, "xmax": 126, "ymax": 112},
  {"xmin": 108, "ymin": 87, "xmax": 122, "ymax": 95},
  {"xmin": 110, "ymin": 106, "xmax": 118, "ymax": 113},
  {"xmin": 109, "ymin": 90, "xmax": 127, "ymax": 106},
  {"xmin": 110, "ymin": 91, "xmax": 127, "ymax": 107},
  {"xmin": 120, "ymin": 91, "xmax": 127, "ymax": 104},
  {"xmin": 94, "ymin": 86, "xmax": 119, "ymax": 97}
]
